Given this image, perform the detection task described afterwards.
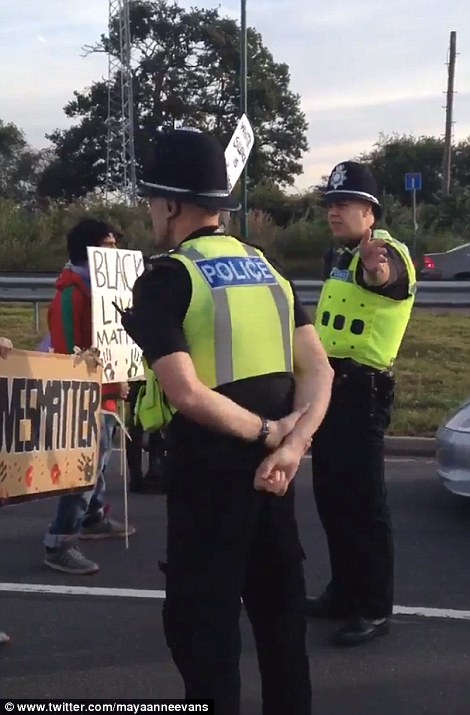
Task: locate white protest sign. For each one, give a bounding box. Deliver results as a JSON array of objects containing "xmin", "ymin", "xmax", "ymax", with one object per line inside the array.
[
  {"xmin": 225, "ymin": 113, "xmax": 254, "ymax": 193},
  {"xmin": 88, "ymin": 247, "xmax": 145, "ymax": 383}
]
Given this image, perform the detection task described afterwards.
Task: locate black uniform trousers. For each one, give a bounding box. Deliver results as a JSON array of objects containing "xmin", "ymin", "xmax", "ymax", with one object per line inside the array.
[
  {"xmin": 311, "ymin": 361, "xmax": 395, "ymax": 619},
  {"xmin": 162, "ymin": 451, "xmax": 312, "ymax": 715}
]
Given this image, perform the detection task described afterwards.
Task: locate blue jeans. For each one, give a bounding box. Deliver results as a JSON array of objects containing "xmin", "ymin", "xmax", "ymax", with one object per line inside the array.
[{"xmin": 44, "ymin": 413, "xmax": 116, "ymax": 548}]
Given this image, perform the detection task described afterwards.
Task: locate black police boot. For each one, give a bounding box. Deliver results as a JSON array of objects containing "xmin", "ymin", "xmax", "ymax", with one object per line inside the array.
[
  {"xmin": 304, "ymin": 592, "xmax": 350, "ymax": 619},
  {"xmin": 332, "ymin": 617, "xmax": 390, "ymax": 647}
]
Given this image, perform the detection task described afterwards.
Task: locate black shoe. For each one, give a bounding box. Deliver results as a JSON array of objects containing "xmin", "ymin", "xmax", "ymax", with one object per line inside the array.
[
  {"xmin": 332, "ymin": 617, "xmax": 390, "ymax": 647},
  {"xmin": 304, "ymin": 592, "xmax": 350, "ymax": 619}
]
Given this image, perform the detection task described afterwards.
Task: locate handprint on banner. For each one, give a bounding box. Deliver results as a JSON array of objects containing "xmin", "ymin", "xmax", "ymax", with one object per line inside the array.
[
  {"xmin": 50, "ymin": 464, "xmax": 61, "ymax": 485},
  {"xmin": 25, "ymin": 466, "xmax": 34, "ymax": 488},
  {"xmin": 102, "ymin": 348, "xmax": 117, "ymax": 382},
  {"xmin": 127, "ymin": 346, "xmax": 142, "ymax": 379},
  {"xmin": 0, "ymin": 461, "xmax": 7, "ymax": 483},
  {"xmin": 78, "ymin": 454, "xmax": 95, "ymax": 483}
]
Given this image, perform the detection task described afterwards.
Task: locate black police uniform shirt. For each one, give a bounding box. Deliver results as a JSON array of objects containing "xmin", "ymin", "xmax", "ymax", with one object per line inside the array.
[
  {"xmin": 322, "ymin": 241, "xmax": 409, "ymax": 300},
  {"xmin": 130, "ymin": 227, "xmax": 311, "ymax": 468}
]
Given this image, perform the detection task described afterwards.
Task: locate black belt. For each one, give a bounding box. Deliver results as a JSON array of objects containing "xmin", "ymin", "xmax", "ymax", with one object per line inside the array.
[
  {"xmin": 329, "ymin": 357, "xmax": 395, "ymax": 393},
  {"xmin": 329, "ymin": 357, "xmax": 393, "ymax": 377},
  {"xmin": 329, "ymin": 358, "xmax": 395, "ymax": 415}
]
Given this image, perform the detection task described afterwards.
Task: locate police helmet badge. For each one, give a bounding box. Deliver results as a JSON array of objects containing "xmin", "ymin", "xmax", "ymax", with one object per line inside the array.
[
  {"xmin": 324, "ymin": 160, "xmax": 382, "ymax": 218},
  {"xmin": 329, "ymin": 164, "xmax": 347, "ymax": 190}
]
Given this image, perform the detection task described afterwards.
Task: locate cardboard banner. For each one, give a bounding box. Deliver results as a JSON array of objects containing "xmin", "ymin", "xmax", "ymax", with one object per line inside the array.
[
  {"xmin": 88, "ymin": 247, "xmax": 145, "ymax": 383},
  {"xmin": 0, "ymin": 350, "xmax": 102, "ymax": 505},
  {"xmin": 225, "ymin": 113, "xmax": 254, "ymax": 193}
]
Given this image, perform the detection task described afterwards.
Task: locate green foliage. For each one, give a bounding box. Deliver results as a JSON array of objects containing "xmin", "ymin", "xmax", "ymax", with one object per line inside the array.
[
  {"xmin": 0, "ymin": 120, "xmax": 47, "ymax": 203},
  {"xmin": 39, "ymin": 0, "xmax": 308, "ymax": 200},
  {"xmin": 0, "ymin": 198, "xmax": 155, "ymax": 271},
  {"xmin": 0, "ymin": 190, "xmax": 466, "ymax": 275},
  {"xmin": 358, "ymin": 132, "xmax": 470, "ymax": 211},
  {"xmin": 359, "ymin": 133, "xmax": 444, "ymax": 205}
]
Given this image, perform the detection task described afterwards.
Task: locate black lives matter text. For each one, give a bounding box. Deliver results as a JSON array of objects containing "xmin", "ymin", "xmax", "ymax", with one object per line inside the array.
[
  {"xmin": 96, "ymin": 296, "xmax": 134, "ymax": 348},
  {"xmin": 91, "ymin": 249, "xmax": 143, "ymax": 349},
  {"xmin": 0, "ymin": 379, "xmax": 100, "ymax": 454},
  {"xmin": 91, "ymin": 250, "xmax": 143, "ymax": 292}
]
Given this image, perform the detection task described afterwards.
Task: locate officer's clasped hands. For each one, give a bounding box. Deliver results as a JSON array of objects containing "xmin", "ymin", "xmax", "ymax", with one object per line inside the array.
[
  {"xmin": 254, "ymin": 444, "xmax": 303, "ymax": 496},
  {"xmin": 254, "ymin": 404, "xmax": 311, "ymax": 497},
  {"xmin": 263, "ymin": 404, "xmax": 310, "ymax": 452}
]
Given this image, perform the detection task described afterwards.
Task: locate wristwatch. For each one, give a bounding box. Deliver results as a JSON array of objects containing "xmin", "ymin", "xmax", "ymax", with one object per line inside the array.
[{"xmin": 256, "ymin": 417, "xmax": 270, "ymax": 445}]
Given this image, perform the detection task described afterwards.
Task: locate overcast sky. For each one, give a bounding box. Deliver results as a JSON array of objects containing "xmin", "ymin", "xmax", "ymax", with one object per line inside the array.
[{"xmin": 1, "ymin": 0, "xmax": 469, "ymax": 190}]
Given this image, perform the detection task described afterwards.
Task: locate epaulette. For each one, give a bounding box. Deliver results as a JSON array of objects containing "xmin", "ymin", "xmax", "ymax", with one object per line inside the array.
[
  {"xmin": 145, "ymin": 250, "xmax": 176, "ymax": 271},
  {"xmin": 148, "ymin": 249, "xmax": 175, "ymax": 261}
]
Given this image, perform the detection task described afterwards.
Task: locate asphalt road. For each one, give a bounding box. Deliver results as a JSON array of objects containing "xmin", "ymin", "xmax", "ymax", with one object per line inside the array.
[{"xmin": 1, "ymin": 456, "xmax": 470, "ymax": 714}]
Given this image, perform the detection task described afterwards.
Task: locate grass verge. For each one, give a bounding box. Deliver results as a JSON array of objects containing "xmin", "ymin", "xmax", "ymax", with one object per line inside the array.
[
  {"xmin": 1, "ymin": 304, "xmax": 468, "ymax": 437},
  {"xmin": 304, "ymin": 307, "xmax": 469, "ymax": 437}
]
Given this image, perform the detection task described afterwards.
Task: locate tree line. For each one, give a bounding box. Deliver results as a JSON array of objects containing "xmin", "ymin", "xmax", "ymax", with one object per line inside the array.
[{"xmin": 1, "ymin": 0, "xmax": 469, "ymax": 273}]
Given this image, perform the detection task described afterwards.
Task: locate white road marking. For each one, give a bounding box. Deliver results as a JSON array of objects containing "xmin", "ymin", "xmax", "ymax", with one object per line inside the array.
[
  {"xmin": 301, "ymin": 455, "xmax": 434, "ymax": 464},
  {"xmin": 0, "ymin": 582, "xmax": 165, "ymax": 599},
  {"xmin": 393, "ymin": 605, "xmax": 470, "ymax": 621},
  {"xmin": 1, "ymin": 582, "xmax": 469, "ymax": 621}
]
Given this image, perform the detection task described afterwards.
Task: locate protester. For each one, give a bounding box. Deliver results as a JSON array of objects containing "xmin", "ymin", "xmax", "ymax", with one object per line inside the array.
[{"xmin": 43, "ymin": 219, "xmax": 134, "ymax": 575}]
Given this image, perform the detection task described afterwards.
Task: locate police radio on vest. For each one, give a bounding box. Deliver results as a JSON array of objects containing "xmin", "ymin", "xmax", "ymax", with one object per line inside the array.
[{"xmin": 196, "ymin": 257, "xmax": 277, "ymax": 289}]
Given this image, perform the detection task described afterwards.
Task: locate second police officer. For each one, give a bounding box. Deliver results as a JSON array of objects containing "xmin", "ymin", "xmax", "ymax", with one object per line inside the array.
[{"xmin": 306, "ymin": 161, "xmax": 416, "ymax": 646}]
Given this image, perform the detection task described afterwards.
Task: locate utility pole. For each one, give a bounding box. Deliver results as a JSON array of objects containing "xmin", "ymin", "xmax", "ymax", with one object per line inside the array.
[
  {"xmin": 106, "ymin": 0, "xmax": 137, "ymax": 206},
  {"xmin": 240, "ymin": 0, "xmax": 248, "ymax": 238},
  {"xmin": 442, "ymin": 30, "xmax": 457, "ymax": 196}
]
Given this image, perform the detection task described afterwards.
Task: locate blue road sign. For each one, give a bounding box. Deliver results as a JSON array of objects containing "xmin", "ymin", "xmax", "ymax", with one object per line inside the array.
[{"xmin": 405, "ymin": 173, "xmax": 422, "ymax": 191}]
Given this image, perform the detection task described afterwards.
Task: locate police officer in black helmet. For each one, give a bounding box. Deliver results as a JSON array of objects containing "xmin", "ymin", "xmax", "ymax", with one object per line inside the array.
[
  {"xmin": 122, "ymin": 129, "xmax": 334, "ymax": 714},
  {"xmin": 305, "ymin": 161, "xmax": 416, "ymax": 646}
]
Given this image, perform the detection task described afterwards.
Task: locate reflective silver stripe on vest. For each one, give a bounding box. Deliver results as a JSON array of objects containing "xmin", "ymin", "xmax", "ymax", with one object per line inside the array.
[
  {"xmin": 180, "ymin": 246, "xmax": 234, "ymax": 385},
  {"xmin": 243, "ymin": 244, "xmax": 293, "ymax": 372},
  {"xmin": 180, "ymin": 243, "xmax": 293, "ymax": 382}
]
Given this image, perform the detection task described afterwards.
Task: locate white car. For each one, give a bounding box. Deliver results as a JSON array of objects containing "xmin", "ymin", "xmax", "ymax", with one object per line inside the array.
[
  {"xmin": 421, "ymin": 243, "xmax": 470, "ymax": 280},
  {"xmin": 436, "ymin": 400, "xmax": 470, "ymax": 496}
]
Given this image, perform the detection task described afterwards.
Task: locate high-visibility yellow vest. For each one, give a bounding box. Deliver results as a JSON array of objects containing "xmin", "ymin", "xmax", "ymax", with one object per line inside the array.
[
  {"xmin": 315, "ymin": 230, "xmax": 416, "ymax": 370},
  {"xmin": 134, "ymin": 359, "xmax": 175, "ymax": 432},
  {"xmin": 135, "ymin": 234, "xmax": 295, "ymax": 430}
]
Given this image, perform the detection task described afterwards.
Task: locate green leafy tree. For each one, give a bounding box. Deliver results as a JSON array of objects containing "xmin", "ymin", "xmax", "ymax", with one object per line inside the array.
[
  {"xmin": 249, "ymin": 182, "xmax": 319, "ymax": 227},
  {"xmin": 0, "ymin": 120, "xmax": 47, "ymax": 202},
  {"xmin": 358, "ymin": 134, "xmax": 444, "ymax": 205},
  {"xmin": 39, "ymin": 0, "xmax": 308, "ymax": 200}
]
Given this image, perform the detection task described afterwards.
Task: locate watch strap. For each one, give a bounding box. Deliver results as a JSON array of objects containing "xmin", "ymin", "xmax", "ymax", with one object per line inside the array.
[{"xmin": 256, "ymin": 417, "xmax": 270, "ymax": 445}]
